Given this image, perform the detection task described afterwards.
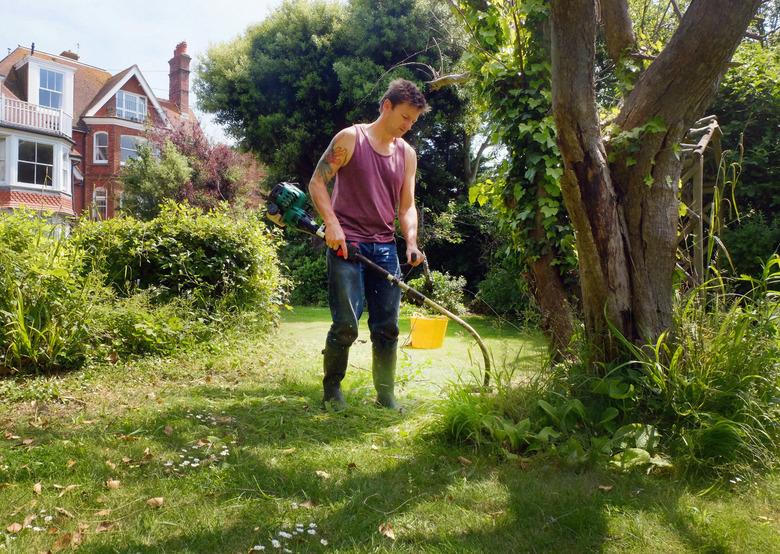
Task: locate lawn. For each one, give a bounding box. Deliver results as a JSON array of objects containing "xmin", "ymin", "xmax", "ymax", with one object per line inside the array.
[{"xmin": 0, "ymin": 307, "xmax": 778, "ymax": 553}]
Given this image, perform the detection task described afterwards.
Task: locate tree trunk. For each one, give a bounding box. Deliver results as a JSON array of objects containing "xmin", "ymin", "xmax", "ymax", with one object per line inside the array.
[{"xmin": 550, "ymin": 0, "xmax": 761, "ymax": 361}]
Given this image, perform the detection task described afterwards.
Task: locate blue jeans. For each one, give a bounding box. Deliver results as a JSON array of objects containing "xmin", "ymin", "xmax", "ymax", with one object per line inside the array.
[{"xmin": 323, "ymin": 242, "xmax": 401, "ymax": 383}]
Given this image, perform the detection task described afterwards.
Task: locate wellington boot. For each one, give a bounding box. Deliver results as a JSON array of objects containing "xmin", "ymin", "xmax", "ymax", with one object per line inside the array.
[
  {"xmin": 372, "ymin": 346, "xmax": 399, "ymax": 410},
  {"xmin": 322, "ymin": 345, "xmax": 349, "ymax": 411}
]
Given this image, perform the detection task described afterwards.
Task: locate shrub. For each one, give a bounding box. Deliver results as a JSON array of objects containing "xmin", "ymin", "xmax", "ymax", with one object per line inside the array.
[
  {"xmin": 404, "ymin": 270, "xmax": 467, "ymax": 315},
  {"xmin": 473, "ymin": 257, "xmax": 537, "ymax": 322},
  {"xmin": 73, "ymin": 202, "xmax": 286, "ymax": 313},
  {"xmin": 0, "ymin": 211, "xmax": 104, "ymax": 373},
  {"xmin": 89, "ymin": 292, "xmax": 210, "ymax": 359},
  {"xmin": 277, "ymin": 239, "xmax": 328, "ymax": 306}
]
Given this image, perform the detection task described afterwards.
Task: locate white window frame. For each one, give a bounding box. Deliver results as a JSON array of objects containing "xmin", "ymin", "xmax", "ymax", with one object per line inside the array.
[
  {"xmin": 93, "ymin": 187, "xmax": 108, "ymax": 220},
  {"xmin": 120, "ymin": 135, "xmax": 145, "ymax": 165},
  {"xmin": 0, "ymin": 137, "xmax": 6, "ymax": 184},
  {"xmin": 17, "ymin": 139, "xmax": 54, "ymax": 187},
  {"xmin": 115, "ymin": 91, "xmax": 147, "ymax": 122},
  {"xmin": 93, "ymin": 132, "xmax": 109, "ymax": 164},
  {"xmin": 39, "ymin": 68, "xmax": 64, "ymax": 110}
]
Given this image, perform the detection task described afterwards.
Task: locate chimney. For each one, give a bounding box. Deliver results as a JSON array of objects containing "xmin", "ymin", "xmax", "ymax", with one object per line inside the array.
[
  {"xmin": 168, "ymin": 41, "xmax": 191, "ymax": 112},
  {"xmin": 60, "ymin": 50, "xmax": 79, "ymax": 61}
]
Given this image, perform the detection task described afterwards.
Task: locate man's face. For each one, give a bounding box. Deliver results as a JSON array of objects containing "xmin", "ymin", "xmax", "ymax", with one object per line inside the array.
[{"xmin": 383, "ymin": 100, "xmax": 424, "ymax": 137}]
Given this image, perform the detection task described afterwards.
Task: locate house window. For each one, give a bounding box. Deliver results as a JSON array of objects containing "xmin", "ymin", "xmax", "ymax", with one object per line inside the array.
[
  {"xmin": 120, "ymin": 135, "xmax": 145, "ymax": 164},
  {"xmin": 39, "ymin": 69, "xmax": 64, "ymax": 109},
  {"xmin": 0, "ymin": 138, "xmax": 6, "ymax": 182},
  {"xmin": 116, "ymin": 91, "xmax": 147, "ymax": 122},
  {"xmin": 17, "ymin": 140, "xmax": 54, "ymax": 186},
  {"xmin": 94, "ymin": 132, "xmax": 108, "ymax": 163},
  {"xmin": 62, "ymin": 150, "xmax": 69, "ymax": 192},
  {"xmin": 93, "ymin": 187, "xmax": 108, "ymax": 220}
]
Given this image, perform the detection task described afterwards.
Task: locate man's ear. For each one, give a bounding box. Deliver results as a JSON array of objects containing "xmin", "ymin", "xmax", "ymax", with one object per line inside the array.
[{"xmin": 380, "ymin": 98, "xmax": 393, "ymax": 113}]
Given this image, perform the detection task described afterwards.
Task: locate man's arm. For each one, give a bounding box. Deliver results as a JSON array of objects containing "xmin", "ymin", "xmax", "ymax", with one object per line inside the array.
[
  {"xmin": 398, "ymin": 143, "xmax": 423, "ymax": 267},
  {"xmin": 308, "ymin": 128, "xmax": 355, "ymax": 258}
]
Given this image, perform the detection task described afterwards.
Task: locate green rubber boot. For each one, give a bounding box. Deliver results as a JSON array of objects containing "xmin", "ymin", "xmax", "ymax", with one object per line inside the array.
[
  {"xmin": 372, "ymin": 345, "xmax": 399, "ymax": 409},
  {"xmin": 322, "ymin": 345, "xmax": 348, "ymax": 411}
]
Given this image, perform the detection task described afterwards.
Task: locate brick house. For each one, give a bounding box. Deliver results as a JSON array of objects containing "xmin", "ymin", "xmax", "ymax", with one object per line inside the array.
[{"xmin": 0, "ymin": 42, "xmax": 196, "ymax": 223}]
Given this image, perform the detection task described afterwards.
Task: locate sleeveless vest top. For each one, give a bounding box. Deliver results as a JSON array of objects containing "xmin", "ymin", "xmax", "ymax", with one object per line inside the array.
[{"xmin": 331, "ymin": 124, "xmax": 406, "ymax": 243}]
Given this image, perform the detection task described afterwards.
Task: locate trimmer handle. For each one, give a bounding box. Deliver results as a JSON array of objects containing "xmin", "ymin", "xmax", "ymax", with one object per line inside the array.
[{"xmin": 336, "ymin": 242, "xmax": 360, "ymax": 259}]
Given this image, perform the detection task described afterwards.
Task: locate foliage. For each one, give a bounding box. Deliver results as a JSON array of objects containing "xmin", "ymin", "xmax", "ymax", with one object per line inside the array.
[
  {"xmin": 404, "ymin": 270, "xmax": 467, "ymax": 315},
  {"xmin": 720, "ymin": 212, "xmax": 780, "ymax": 278},
  {"xmin": 474, "ymin": 253, "xmax": 537, "ymax": 323},
  {"xmin": 0, "ymin": 212, "xmax": 100, "ymax": 373},
  {"xmin": 72, "ymin": 203, "xmax": 287, "ymax": 313},
  {"xmin": 148, "ymin": 120, "xmax": 266, "ymax": 211},
  {"xmin": 710, "ymin": 42, "xmax": 780, "ymax": 276},
  {"xmin": 196, "ymin": 0, "xmax": 470, "ymax": 194},
  {"xmin": 456, "ymin": 0, "xmax": 577, "ymax": 288},
  {"xmin": 120, "ymin": 142, "xmax": 192, "ymax": 220},
  {"xmin": 88, "ymin": 292, "xmax": 210, "ymax": 359},
  {"xmin": 442, "ymin": 255, "xmax": 780, "ymax": 479},
  {"xmin": 278, "ymin": 239, "xmax": 329, "ymax": 306}
]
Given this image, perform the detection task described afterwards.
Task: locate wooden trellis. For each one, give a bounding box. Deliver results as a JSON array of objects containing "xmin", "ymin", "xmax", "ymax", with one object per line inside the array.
[{"xmin": 679, "ymin": 115, "xmax": 724, "ymax": 285}]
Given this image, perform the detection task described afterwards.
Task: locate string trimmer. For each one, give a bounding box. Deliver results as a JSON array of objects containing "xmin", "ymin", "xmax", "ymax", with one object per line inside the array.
[{"xmin": 266, "ymin": 182, "xmax": 493, "ymax": 387}]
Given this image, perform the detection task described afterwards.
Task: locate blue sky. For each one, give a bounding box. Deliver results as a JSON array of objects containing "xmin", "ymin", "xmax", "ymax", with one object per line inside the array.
[{"xmin": 2, "ymin": 0, "xmax": 284, "ymax": 144}]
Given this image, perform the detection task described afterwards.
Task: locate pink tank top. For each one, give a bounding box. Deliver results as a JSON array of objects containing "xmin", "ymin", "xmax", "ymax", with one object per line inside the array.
[{"xmin": 332, "ymin": 124, "xmax": 406, "ymax": 243}]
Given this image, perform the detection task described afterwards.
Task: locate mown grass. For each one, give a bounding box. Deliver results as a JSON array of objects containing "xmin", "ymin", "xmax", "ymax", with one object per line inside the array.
[{"xmin": 0, "ymin": 307, "xmax": 778, "ymax": 552}]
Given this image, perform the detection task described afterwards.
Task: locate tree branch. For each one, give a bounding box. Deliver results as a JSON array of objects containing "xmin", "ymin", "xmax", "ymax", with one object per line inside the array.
[
  {"xmin": 600, "ymin": 0, "xmax": 636, "ymax": 63},
  {"xmin": 617, "ymin": 0, "xmax": 763, "ymax": 131},
  {"xmin": 427, "ymin": 72, "xmax": 470, "ymax": 90}
]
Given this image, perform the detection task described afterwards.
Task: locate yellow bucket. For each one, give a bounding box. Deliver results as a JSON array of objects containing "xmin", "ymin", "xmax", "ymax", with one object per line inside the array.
[{"xmin": 408, "ymin": 315, "xmax": 448, "ymax": 349}]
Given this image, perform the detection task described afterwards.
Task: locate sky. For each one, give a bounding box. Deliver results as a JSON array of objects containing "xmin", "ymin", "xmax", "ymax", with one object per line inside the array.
[{"xmin": 1, "ymin": 0, "xmax": 284, "ymax": 144}]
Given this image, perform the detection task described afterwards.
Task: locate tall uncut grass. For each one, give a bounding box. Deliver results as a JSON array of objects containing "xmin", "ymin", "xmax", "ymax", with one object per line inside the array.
[{"xmin": 440, "ymin": 255, "xmax": 780, "ymax": 479}]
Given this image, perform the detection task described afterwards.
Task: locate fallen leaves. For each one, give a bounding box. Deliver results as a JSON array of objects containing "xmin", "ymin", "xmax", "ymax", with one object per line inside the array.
[
  {"xmin": 146, "ymin": 497, "xmax": 164, "ymax": 508},
  {"xmin": 53, "ymin": 484, "xmax": 80, "ymax": 497},
  {"xmin": 315, "ymin": 470, "xmax": 331, "ymax": 480},
  {"xmin": 163, "ymin": 425, "xmax": 174, "ymax": 436},
  {"xmin": 33, "ymin": 482, "xmax": 42, "ymax": 495},
  {"xmin": 55, "ymin": 507, "xmax": 74, "ymax": 519},
  {"xmin": 457, "ymin": 456, "xmax": 473, "ymax": 466},
  {"xmin": 105, "ymin": 460, "xmax": 117, "ymax": 470},
  {"xmin": 378, "ymin": 522, "xmax": 396, "ymax": 540},
  {"xmin": 598, "ymin": 484, "xmax": 614, "ymax": 492},
  {"xmin": 6, "ymin": 522, "xmax": 22, "ymax": 533},
  {"xmin": 105, "ymin": 479, "xmax": 121, "ymax": 490},
  {"xmin": 95, "ymin": 520, "xmax": 115, "ymax": 533}
]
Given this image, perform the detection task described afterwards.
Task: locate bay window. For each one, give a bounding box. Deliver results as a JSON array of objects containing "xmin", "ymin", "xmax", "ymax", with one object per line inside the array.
[
  {"xmin": 17, "ymin": 140, "xmax": 54, "ymax": 186},
  {"xmin": 120, "ymin": 135, "xmax": 145, "ymax": 164},
  {"xmin": 0, "ymin": 138, "xmax": 6, "ymax": 182}
]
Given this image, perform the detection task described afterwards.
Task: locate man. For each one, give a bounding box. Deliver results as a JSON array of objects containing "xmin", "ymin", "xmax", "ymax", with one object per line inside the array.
[{"xmin": 308, "ymin": 79, "xmax": 429, "ymax": 411}]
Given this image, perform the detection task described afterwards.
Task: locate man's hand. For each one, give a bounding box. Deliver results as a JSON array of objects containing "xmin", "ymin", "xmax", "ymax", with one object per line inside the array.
[
  {"xmin": 325, "ymin": 221, "xmax": 348, "ymax": 259},
  {"xmin": 406, "ymin": 245, "xmax": 424, "ymax": 267}
]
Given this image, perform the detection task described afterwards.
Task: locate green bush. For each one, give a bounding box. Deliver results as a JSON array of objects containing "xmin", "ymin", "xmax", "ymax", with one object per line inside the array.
[
  {"xmin": 405, "ymin": 270, "xmax": 467, "ymax": 315},
  {"xmin": 721, "ymin": 212, "xmax": 780, "ymax": 279},
  {"xmin": 474, "ymin": 257, "xmax": 538, "ymax": 322},
  {"xmin": 72, "ymin": 202, "xmax": 286, "ymax": 312},
  {"xmin": 89, "ymin": 292, "xmax": 210, "ymax": 359},
  {"xmin": 277, "ymin": 239, "xmax": 328, "ymax": 306},
  {"xmin": 0, "ymin": 211, "xmax": 103, "ymax": 373}
]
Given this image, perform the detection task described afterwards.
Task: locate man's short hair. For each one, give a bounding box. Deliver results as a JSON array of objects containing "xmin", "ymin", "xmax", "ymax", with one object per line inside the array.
[{"xmin": 380, "ymin": 79, "xmax": 430, "ymax": 113}]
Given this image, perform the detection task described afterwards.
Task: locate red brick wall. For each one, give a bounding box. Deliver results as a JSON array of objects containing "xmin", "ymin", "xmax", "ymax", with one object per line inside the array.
[{"xmin": 0, "ymin": 189, "xmax": 74, "ymax": 215}]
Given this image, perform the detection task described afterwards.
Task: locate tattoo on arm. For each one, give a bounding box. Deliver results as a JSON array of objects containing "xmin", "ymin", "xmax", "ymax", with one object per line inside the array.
[{"xmin": 315, "ymin": 142, "xmax": 347, "ymax": 186}]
